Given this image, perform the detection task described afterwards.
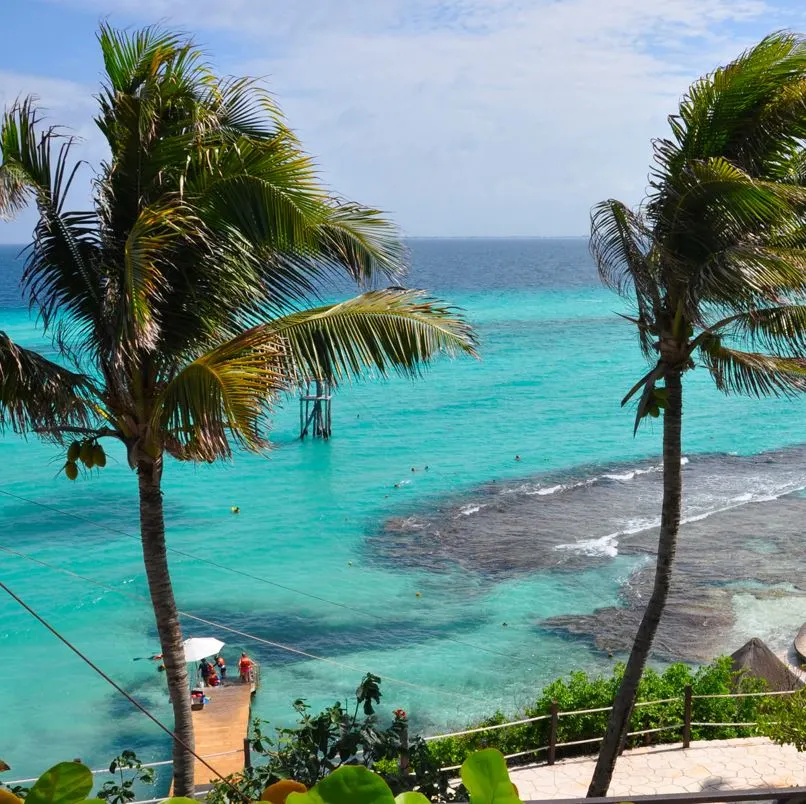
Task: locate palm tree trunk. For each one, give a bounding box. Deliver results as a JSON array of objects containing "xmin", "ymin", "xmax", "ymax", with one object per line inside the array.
[
  {"xmin": 587, "ymin": 369, "xmax": 683, "ymax": 797},
  {"xmin": 137, "ymin": 459, "xmax": 195, "ymax": 796}
]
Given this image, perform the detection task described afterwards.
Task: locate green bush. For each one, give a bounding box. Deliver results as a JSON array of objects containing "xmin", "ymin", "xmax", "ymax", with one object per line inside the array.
[
  {"xmin": 757, "ymin": 687, "xmax": 806, "ymax": 751},
  {"xmin": 426, "ymin": 657, "xmax": 766, "ymax": 770}
]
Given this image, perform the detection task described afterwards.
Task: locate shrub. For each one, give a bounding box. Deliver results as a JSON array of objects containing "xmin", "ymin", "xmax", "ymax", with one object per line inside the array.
[{"xmin": 425, "ymin": 656, "xmax": 766, "ymax": 770}]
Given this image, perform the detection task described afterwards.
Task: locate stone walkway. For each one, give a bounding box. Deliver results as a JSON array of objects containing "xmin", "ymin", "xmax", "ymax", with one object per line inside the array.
[{"xmin": 509, "ymin": 738, "xmax": 806, "ymax": 799}]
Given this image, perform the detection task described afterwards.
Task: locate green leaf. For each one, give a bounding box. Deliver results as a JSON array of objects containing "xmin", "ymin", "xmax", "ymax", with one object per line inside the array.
[
  {"xmin": 26, "ymin": 763, "xmax": 92, "ymax": 804},
  {"xmin": 394, "ymin": 793, "xmax": 431, "ymax": 804},
  {"xmin": 286, "ymin": 766, "xmax": 394, "ymax": 804},
  {"xmin": 162, "ymin": 798, "xmax": 198, "ymax": 804},
  {"xmin": 460, "ymin": 749, "xmax": 521, "ymax": 804}
]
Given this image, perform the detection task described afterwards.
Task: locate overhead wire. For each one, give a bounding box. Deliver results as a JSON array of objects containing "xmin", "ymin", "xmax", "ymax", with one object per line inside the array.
[
  {"xmin": 0, "ymin": 578, "xmax": 247, "ymax": 802},
  {"xmin": 0, "ymin": 486, "xmax": 529, "ymax": 663},
  {"xmin": 0, "ymin": 543, "xmax": 501, "ymax": 704}
]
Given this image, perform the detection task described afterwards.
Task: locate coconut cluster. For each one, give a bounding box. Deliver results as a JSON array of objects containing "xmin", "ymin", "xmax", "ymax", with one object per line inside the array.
[{"xmin": 64, "ymin": 440, "xmax": 107, "ymax": 480}]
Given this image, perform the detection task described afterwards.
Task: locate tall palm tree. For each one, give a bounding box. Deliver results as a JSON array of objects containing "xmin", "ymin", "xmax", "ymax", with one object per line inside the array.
[
  {"xmin": 587, "ymin": 33, "xmax": 806, "ymax": 797},
  {"xmin": 0, "ymin": 26, "xmax": 476, "ymax": 795}
]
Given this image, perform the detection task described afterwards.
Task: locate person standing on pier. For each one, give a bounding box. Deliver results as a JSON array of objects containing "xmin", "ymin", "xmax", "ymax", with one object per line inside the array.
[
  {"xmin": 239, "ymin": 653, "xmax": 254, "ymax": 683},
  {"xmin": 199, "ymin": 658, "xmax": 212, "ymax": 687}
]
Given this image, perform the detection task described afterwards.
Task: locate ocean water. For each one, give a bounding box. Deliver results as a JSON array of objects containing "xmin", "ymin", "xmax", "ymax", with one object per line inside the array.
[{"xmin": 2, "ymin": 238, "xmax": 806, "ymax": 786}]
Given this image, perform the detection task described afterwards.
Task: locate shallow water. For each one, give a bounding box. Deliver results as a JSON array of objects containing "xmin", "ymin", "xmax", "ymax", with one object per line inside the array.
[{"xmin": 2, "ymin": 238, "xmax": 806, "ymax": 783}]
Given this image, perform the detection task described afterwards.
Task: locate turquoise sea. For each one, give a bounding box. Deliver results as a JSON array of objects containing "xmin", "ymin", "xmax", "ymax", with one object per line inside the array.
[{"xmin": 3, "ymin": 238, "xmax": 806, "ymax": 787}]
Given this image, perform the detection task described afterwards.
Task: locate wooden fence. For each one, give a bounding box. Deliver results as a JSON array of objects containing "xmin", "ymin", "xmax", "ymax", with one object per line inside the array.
[{"xmin": 424, "ymin": 686, "xmax": 801, "ymax": 772}]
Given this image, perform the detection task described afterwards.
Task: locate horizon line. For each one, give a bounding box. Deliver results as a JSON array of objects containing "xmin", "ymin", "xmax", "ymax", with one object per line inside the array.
[{"xmin": 0, "ymin": 234, "xmax": 589, "ymax": 247}]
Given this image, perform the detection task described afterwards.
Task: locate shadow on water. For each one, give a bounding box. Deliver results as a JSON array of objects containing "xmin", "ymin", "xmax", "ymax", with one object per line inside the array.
[{"xmin": 172, "ymin": 607, "xmax": 489, "ymax": 669}]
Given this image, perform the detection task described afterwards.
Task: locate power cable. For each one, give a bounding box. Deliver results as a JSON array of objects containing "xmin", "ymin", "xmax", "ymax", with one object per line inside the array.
[
  {"xmin": 0, "ymin": 543, "xmax": 503, "ymax": 704},
  {"xmin": 0, "ymin": 486, "xmax": 526, "ymax": 663},
  {"xmin": 0, "ymin": 578, "xmax": 247, "ymax": 802}
]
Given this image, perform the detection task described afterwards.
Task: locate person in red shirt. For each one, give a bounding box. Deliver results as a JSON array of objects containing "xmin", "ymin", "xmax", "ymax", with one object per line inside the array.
[{"xmin": 238, "ymin": 652, "xmax": 254, "ymax": 683}]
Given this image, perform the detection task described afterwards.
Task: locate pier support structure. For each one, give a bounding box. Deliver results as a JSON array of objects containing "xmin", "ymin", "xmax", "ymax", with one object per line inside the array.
[{"xmin": 299, "ymin": 378, "xmax": 332, "ymax": 439}]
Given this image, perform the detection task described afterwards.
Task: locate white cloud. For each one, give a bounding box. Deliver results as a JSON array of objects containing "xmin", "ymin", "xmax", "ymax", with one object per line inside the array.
[
  {"xmin": 8, "ymin": 0, "xmax": 803, "ymax": 239},
  {"xmin": 236, "ymin": 0, "xmax": 775, "ymax": 234}
]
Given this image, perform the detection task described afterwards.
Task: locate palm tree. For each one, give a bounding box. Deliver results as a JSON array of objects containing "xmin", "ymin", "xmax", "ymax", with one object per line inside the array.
[
  {"xmin": 587, "ymin": 33, "xmax": 806, "ymax": 797},
  {"xmin": 0, "ymin": 26, "xmax": 476, "ymax": 795}
]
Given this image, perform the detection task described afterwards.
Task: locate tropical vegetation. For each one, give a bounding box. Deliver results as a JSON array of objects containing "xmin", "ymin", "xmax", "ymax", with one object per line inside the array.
[
  {"xmin": 757, "ymin": 687, "xmax": 806, "ymax": 751},
  {"xmin": 0, "ymin": 659, "xmax": 781, "ymax": 803},
  {"xmin": 0, "ymin": 750, "xmax": 520, "ymax": 804},
  {"xmin": 200, "ymin": 658, "xmax": 765, "ymax": 801},
  {"xmin": 424, "ymin": 657, "xmax": 765, "ymax": 773},
  {"xmin": 587, "ymin": 32, "xmax": 806, "ymax": 796},
  {"xmin": 0, "ymin": 24, "xmax": 476, "ymax": 796}
]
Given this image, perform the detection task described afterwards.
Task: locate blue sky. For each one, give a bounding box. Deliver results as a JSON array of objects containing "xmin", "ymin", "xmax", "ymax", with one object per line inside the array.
[{"xmin": 2, "ymin": 0, "xmax": 806, "ymax": 242}]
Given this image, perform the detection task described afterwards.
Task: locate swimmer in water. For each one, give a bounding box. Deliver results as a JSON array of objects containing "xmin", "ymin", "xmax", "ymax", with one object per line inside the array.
[{"xmin": 515, "ymin": 455, "xmax": 521, "ymax": 462}]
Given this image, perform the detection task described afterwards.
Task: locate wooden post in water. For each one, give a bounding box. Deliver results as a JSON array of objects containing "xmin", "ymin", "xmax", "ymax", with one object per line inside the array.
[
  {"xmin": 299, "ymin": 378, "xmax": 332, "ymax": 439},
  {"xmin": 243, "ymin": 737, "xmax": 252, "ymax": 769}
]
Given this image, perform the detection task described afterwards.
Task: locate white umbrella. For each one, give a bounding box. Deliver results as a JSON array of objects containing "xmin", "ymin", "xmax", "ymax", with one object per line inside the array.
[{"xmin": 182, "ymin": 637, "xmax": 224, "ymax": 663}]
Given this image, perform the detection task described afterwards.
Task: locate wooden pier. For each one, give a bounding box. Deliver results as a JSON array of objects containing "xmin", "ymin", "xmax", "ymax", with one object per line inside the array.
[{"xmin": 170, "ymin": 678, "xmax": 256, "ymax": 793}]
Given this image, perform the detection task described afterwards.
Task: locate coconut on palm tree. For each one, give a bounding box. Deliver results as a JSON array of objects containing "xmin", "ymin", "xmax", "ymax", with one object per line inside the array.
[
  {"xmin": 0, "ymin": 26, "xmax": 476, "ymax": 795},
  {"xmin": 587, "ymin": 33, "xmax": 806, "ymax": 796}
]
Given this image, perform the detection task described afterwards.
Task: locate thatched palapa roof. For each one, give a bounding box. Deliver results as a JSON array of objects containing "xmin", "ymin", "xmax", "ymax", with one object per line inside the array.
[{"xmin": 730, "ymin": 637, "xmax": 803, "ymax": 692}]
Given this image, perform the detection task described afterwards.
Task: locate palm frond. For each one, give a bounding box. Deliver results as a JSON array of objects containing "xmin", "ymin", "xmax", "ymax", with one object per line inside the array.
[
  {"xmin": 620, "ymin": 364, "xmax": 665, "ymax": 435},
  {"xmin": 121, "ymin": 199, "xmax": 207, "ymax": 350},
  {"xmin": 97, "ymin": 23, "xmax": 207, "ymax": 96},
  {"xmin": 0, "ymin": 99, "xmax": 103, "ymax": 340},
  {"xmin": 653, "ymin": 32, "xmax": 806, "ymax": 186},
  {"xmin": 707, "ymin": 305, "xmax": 806, "ymax": 353},
  {"xmin": 313, "ymin": 202, "xmax": 406, "ymax": 286},
  {"xmin": 590, "ymin": 200, "xmax": 660, "ymax": 357},
  {"xmin": 201, "ymin": 76, "xmax": 286, "ymax": 141},
  {"xmin": 263, "ymin": 289, "xmax": 478, "ymax": 384},
  {"xmin": 665, "ymin": 158, "xmax": 803, "ymax": 245},
  {"xmin": 591, "ymin": 200, "xmax": 653, "ymax": 296},
  {"xmin": 0, "ymin": 332, "xmax": 96, "ymax": 434},
  {"xmin": 155, "ymin": 328, "xmax": 288, "ymax": 461},
  {"xmin": 698, "ymin": 244, "xmax": 806, "ymax": 306},
  {"xmin": 698, "ymin": 333, "xmax": 806, "ymax": 396},
  {"xmin": 189, "ymin": 115, "xmax": 405, "ymax": 302}
]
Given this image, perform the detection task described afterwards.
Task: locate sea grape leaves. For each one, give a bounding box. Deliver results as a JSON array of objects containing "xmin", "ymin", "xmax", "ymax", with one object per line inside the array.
[
  {"xmin": 26, "ymin": 763, "xmax": 92, "ymax": 804},
  {"xmin": 287, "ymin": 766, "xmax": 394, "ymax": 804},
  {"xmin": 460, "ymin": 749, "xmax": 522, "ymax": 804}
]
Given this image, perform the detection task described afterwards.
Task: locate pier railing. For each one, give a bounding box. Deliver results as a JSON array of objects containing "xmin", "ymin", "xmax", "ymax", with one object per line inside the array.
[{"xmin": 424, "ymin": 686, "xmax": 801, "ymax": 772}]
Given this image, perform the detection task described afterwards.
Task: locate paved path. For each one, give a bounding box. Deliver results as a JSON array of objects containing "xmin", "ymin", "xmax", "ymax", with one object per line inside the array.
[{"xmin": 509, "ymin": 738, "xmax": 806, "ymax": 799}]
